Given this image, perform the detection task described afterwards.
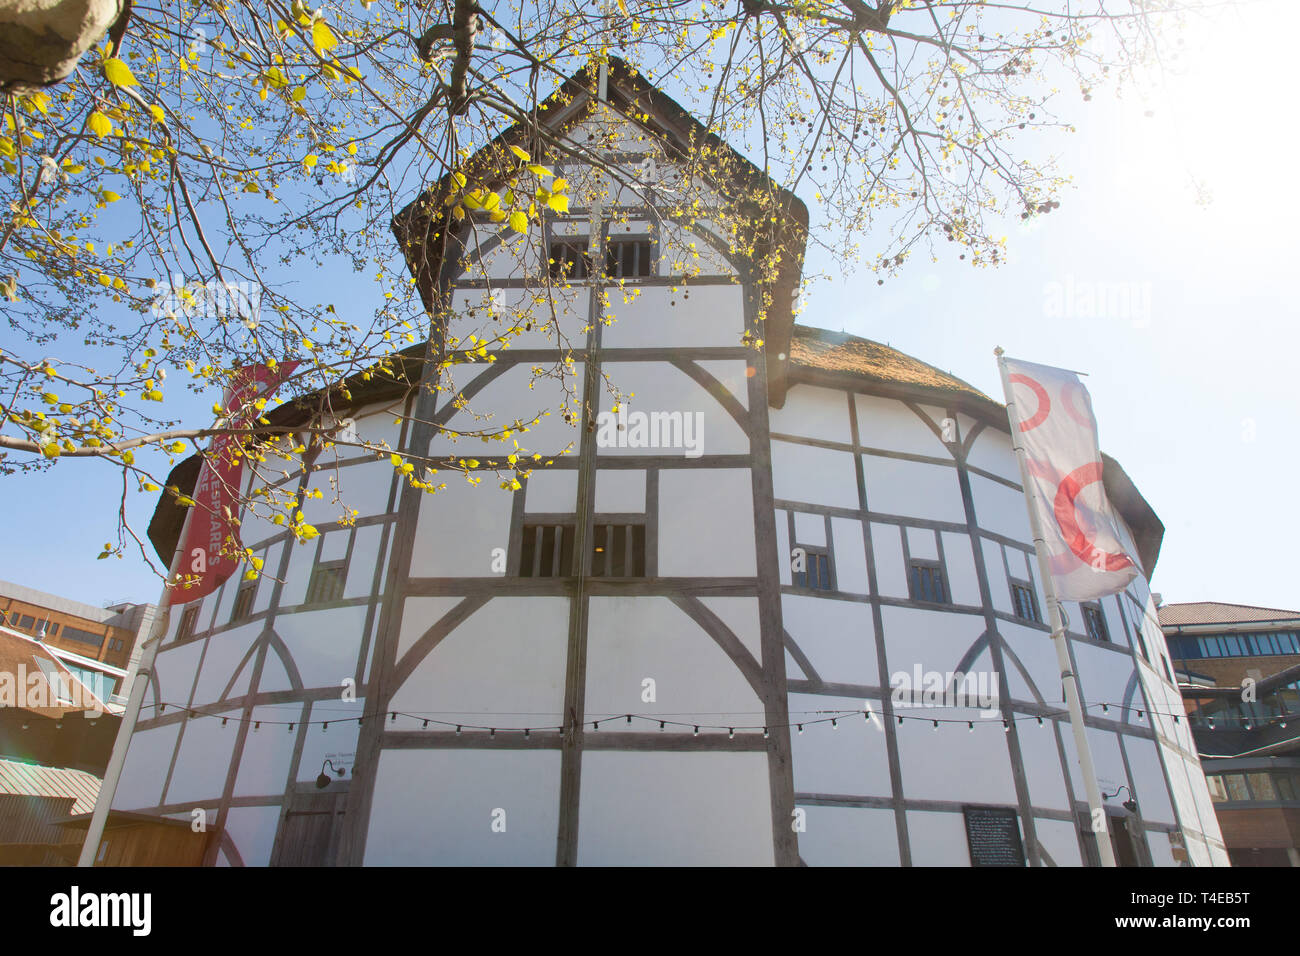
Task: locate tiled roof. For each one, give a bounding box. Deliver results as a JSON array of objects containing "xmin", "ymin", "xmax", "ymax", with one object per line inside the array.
[
  {"xmin": 788, "ymin": 325, "xmax": 994, "ymax": 404},
  {"xmin": 1158, "ymin": 602, "xmax": 1300, "ymax": 628},
  {"xmin": 0, "ymin": 757, "xmax": 101, "ymax": 814}
]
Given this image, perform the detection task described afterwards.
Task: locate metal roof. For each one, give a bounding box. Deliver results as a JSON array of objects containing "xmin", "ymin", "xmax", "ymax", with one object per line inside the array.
[{"xmin": 0, "ymin": 757, "xmax": 101, "ymax": 814}]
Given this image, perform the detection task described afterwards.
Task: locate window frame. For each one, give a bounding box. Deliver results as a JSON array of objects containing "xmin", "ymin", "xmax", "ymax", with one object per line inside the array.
[
  {"xmin": 907, "ymin": 559, "xmax": 949, "ymax": 605},
  {"xmin": 230, "ymin": 581, "xmax": 257, "ymax": 623},
  {"xmin": 791, "ymin": 543, "xmax": 834, "ymax": 592},
  {"xmin": 176, "ymin": 605, "xmax": 200, "ymax": 641},
  {"xmin": 1082, "ymin": 603, "xmax": 1110, "ymax": 643},
  {"xmin": 1010, "ymin": 580, "xmax": 1041, "ymax": 624},
  {"xmin": 306, "ymin": 559, "xmax": 348, "ymax": 605}
]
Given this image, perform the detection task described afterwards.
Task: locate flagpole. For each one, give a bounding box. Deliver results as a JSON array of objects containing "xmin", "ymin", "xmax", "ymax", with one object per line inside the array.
[
  {"xmin": 994, "ymin": 347, "xmax": 1117, "ymax": 868},
  {"xmin": 76, "ymin": 511, "xmax": 190, "ymax": 866}
]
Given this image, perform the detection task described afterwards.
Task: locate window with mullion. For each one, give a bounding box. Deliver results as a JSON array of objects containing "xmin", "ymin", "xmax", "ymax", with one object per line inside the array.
[{"xmin": 908, "ymin": 561, "xmax": 949, "ymax": 605}]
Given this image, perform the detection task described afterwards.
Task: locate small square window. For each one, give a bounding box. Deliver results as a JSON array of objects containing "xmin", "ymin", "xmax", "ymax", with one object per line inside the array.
[
  {"xmin": 1082, "ymin": 604, "xmax": 1110, "ymax": 642},
  {"xmin": 307, "ymin": 561, "xmax": 347, "ymax": 604},
  {"xmin": 547, "ymin": 239, "xmax": 592, "ymax": 281},
  {"xmin": 520, "ymin": 522, "xmax": 576, "ymax": 577},
  {"xmin": 1011, "ymin": 582, "xmax": 1040, "ymax": 623},
  {"xmin": 605, "ymin": 239, "xmax": 653, "ymax": 278},
  {"xmin": 792, "ymin": 546, "xmax": 832, "ymax": 591},
  {"xmin": 590, "ymin": 522, "xmax": 646, "ymax": 577},
  {"xmin": 231, "ymin": 582, "xmax": 256, "ymax": 623},
  {"xmin": 908, "ymin": 562, "xmax": 948, "ymax": 604}
]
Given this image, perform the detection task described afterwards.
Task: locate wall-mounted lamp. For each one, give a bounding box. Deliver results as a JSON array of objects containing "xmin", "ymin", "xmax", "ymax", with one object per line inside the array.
[{"xmin": 316, "ymin": 759, "xmax": 346, "ymax": 789}]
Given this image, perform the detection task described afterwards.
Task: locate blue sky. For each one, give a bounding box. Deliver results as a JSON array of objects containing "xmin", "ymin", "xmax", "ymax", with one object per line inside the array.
[{"xmin": 2, "ymin": 2, "xmax": 1295, "ymax": 612}]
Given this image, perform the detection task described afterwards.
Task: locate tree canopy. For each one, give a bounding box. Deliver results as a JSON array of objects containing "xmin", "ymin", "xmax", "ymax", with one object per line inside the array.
[{"xmin": 0, "ymin": 0, "xmax": 1196, "ymax": 582}]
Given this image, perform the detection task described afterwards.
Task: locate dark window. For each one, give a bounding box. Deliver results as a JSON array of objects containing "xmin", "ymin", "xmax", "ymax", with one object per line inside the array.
[
  {"xmin": 1082, "ymin": 604, "xmax": 1110, "ymax": 642},
  {"xmin": 793, "ymin": 546, "xmax": 832, "ymax": 591},
  {"xmin": 520, "ymin": 522, "xmax": 576, "ymax": 577},
  {"xmin": 60, "ymin": 624, "xmax": 105, "ymax": 647},
  {"xmin": 307, "ymin": 561, "xmax": 347, "ymax": 604},
  {"xmin": 908, "ymin": 562, "xmax": 948, "ymax": 604},
  {"xmin": 591, "ymin": 523, "xmax": 644, "ymax": 577},
  {"xmin": 231, "ymin": 582, "xmax": 256, "ymax": 623},
  {"xmin": 547, "ymin": 239, "xmax": 592, "ymax": 281},
  {"xmin": 47, "ymin": 622, "xmax": 59, "ymax": 636},
  {"xmin": 1011, "ymin": 582, "xmax": 1040, "ymax": 623},
  {"xmin": 17, "ymin": 614, "xmax": 35, "ymax": 630},
  {"xmin": 605, "ymin": 239, "xmax": 653, "ymax": 278},
  {"xmin": 589, "ymin": 522, "xmax": 647, "ymax": 577},
  {"xmin": 177, "ymin": 605, "xmax": 200, "ymax": 641}
]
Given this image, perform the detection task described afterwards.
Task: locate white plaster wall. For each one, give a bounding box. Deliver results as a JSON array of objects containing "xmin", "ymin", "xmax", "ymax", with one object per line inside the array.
[
  {"xmin": 796, "ymin": 806, "xmax": 900, "ymax": 866},
  {"xmin": 597, "ymin": 361, "xmax": 748, "ymax": 457},
  {"xmin": 969, "ymin": 472, "xmax": 1033, "ymax": 540},
  {"xmin": 941, "ymin": 532, "xmax": 981, "ymax": 606},
  {"xmin": 387, "ymin": 597, "xmax": 569, "ymax": 724},
  {"xmin": 788, "ymin": 693, "xmax": 891, "ymax": 797},
  {"xmin": 782, "ymin": 595, "xmax": 876, "ymax": 687},
  {"xmin": 593, "ymin": 468, "xmax": 646, "ymax": 513},
  {"xmin": 584, "ymin": 596, "xmax": 763, "ymax": 730},
  {"xmin": 601, "ymin": 284, "xmax": 745, "ymax": 349},
  {"xmin": 965, "ymin": 425, "xmax": 1023, "ymax": 483},
  {"xmin": 831, "ymin": 517, "xmax": 869, "ymax": 594},
  {"xmin": 190, "ymin": 622, "xmax": 261, "ymax": 705},
  {"xmin": 232, "ymin": 702, "xmax": 302, "ymax": 798},
  {"xmin": 112, "ymin": 722, "xmax": 181, "ymax": 810},
  {"xmin": 446, "ymin": 285, "xmax": 590, "ymax": 353},
  {"xmin": 152, "ymin": 639, "xmax": 204, "ymax": 710},
  {"xmin": 657, "ymin": 468, "xmax": 756, "ymax": 577},
  {"xmin": 771, "ymin": 440, "xmax": 858, "ymax": 509},
  {"xmin": 366, "ymin": 749, "xmax": 562, "ymax": 865},
  {"xmin": 907, "ymin": 810, "xmax": 983, "ymax": 866},
  {"xmin": 428, "ymin": 361, "xmax": 584, "ymax": 460},
  {"xmin": 769, "ymin": 385, "xmax": 852, "ymax": 444},
  {"xmin": 222, "ymin": 806, "xmax": 283, "ymax": 868},
  {"xmin": 1034, "ymin": 817, "xmax": 1083, "ymax": 867},
  {"xmin": 409, "ymin": 478, "xmax": 515, "ymax": 578},
  {"xmin": 872, "ymin": 523, "xmax": 909, "ymax": 599},
  {"xmin": 164, "ymin": 711, "xmax": 240, "ymax": 805},
  {"xmin": 577, "ymin": 751, "xmax": 774, "ymax": 866},
  {"xmin": 854, "ymin": 394, "xmax": 951, "ymax": 457},
  {"xmin": 524, "ymin": 467, "xmax": 578, "ymax": 513},
  {"xmin": 894, "ymin": 708, "xmax": 1019, "ymax": 805},
  {"xmin": 276, "ymin": 606, "xmax": 369, "ymax": 689},
  {"xmin": 863, "ymin": 457, "xmax": 966, "ymax": 523}
]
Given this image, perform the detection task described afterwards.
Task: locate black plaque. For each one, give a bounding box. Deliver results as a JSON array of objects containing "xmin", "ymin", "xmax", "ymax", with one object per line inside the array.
[{"xmin": 962, "ymin": 806, "xmax": 1026, "ymax": 867}]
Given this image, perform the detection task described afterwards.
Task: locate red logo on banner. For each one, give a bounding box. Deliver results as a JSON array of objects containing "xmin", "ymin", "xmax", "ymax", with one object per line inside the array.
[{"xmin": 170, "ymin": 362, "xmax": 299, "ymax": 606}]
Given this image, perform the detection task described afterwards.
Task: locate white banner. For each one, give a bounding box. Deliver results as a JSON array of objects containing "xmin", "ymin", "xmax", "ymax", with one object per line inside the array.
[{"xmin": 1001, "ymin": 357, "xmax": 1141, "ymax": 600}]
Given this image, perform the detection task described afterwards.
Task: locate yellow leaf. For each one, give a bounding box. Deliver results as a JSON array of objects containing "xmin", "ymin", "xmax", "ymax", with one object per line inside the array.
[
  {"xmin": 103, "ymin": 57, "xmax": 138, "ymax": 87},
  {"xmin": 312, "ymin": 20, "xmax": 339, "ymax": 53},
  {"xmin": 88, "ymin": 111, "xmax": 112, "ymax": 138},
  {"xmin": 617, "ymin": 0, "xmax": 628, "ymax": 13},
  {"xmin": 303, "ymin": 154, "xmax": 318, "ymax": 168},
  {"xmin": 148, "ymin": 104, "xmax": 166, "ymax": 124},
  {"xmin": 508, "ymin": 144, "xmax": 530, "ymax": 162},
  {"xmin": 101, "ymin": 190, "xmax": 121, "ymax": 203},
  {"xmin": 291, "ymin": 86, "xmax": 307, "ymax": 102},
  {"xmin": 547, "ymin": 193, "xmax": 569, "ymax": 214},
  {"xmin": 508, "ymin": 209, "xmax": 529, "ymax": 233},
  {"xmin": 525, "ymin": 164, "xmax": 552, "ymax": 178}
]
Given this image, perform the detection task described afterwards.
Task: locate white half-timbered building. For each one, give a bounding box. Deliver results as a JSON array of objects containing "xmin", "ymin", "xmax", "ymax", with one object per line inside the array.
[{"xmin": 108, "ymin": 61, "xmax": 1227, "ymax": 867}]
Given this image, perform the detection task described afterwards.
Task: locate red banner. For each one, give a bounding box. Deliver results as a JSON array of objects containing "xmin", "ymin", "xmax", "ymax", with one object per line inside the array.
[{"xmin": 169, "ymin": 362, "xmax": 299, "ymax": 606}]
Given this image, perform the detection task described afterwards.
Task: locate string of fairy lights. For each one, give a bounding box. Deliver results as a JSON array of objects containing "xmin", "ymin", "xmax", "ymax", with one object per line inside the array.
[{"xmin": 132, "ymin": 698, "xmax": 1298, "ymax": 737}]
